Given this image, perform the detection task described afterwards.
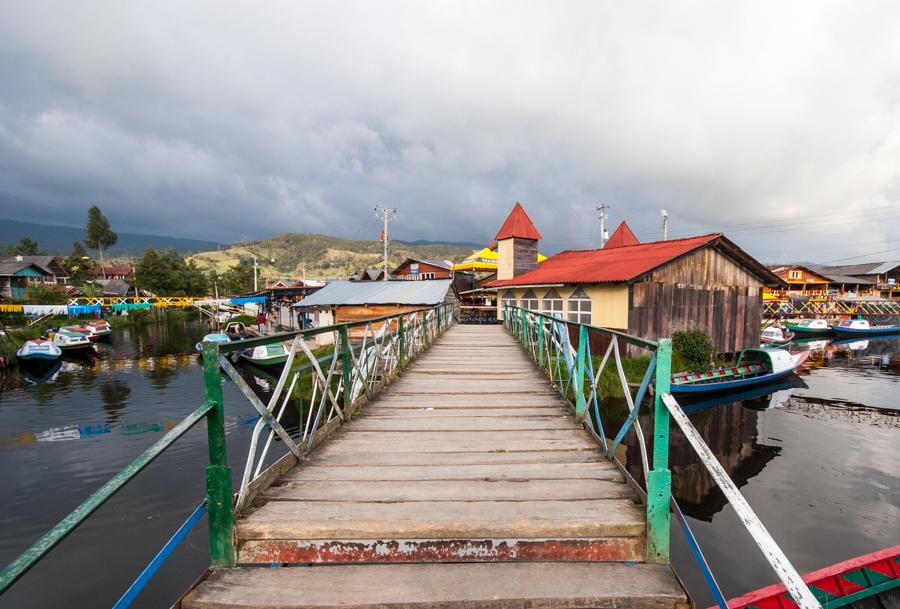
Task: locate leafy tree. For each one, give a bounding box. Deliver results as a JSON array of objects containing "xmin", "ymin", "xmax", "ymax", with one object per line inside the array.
[
  {"xmin": 134, "ymin": 248, "xmax": 209, "ymax": 296},
  {"xmin": 220, "ymin": 259, "xmax": 255, "ymax": 295},
  {"xmin": 63, "ymin": 241, "xmax": 92, "ymax": 285},
  {"xmin": 6, "ymin": 236, "xmax": 44, "ymax": 256},
  {"xmin": 85, "ymin": 205, "xmax": 118, "ymax": 278},
  {"xmin": 23, "ymin": 285, "xmax": 68, "ymax": 304}
]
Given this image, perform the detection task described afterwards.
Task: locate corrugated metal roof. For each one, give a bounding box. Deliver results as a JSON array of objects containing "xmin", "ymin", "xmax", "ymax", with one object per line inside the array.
[
  {"xmin": 604, "ymin": 222, "xmax": 640, "ymax": 248},
  {"xmin": 868, "ymin": 261, "xmax": 900, "ymax": 275},
  {"xmin": 495, "ymin": 202, "xmax": 542, "ymax": 240},
  {"xmin": 816, "ymin": 273, "xmax": 875, "ymax": 285},
  {"xmin": 295, "ymin": 279, "xmax": 452, "ymax": 307},
  {"xmin": 486, "ymin": 234, "xmax": 724, "ymax": 287}
]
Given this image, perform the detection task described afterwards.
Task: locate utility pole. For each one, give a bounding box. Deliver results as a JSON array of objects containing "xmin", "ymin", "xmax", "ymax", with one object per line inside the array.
[
  {"xmin": 661, "ymin": 209, "xmax": 669, "ymax": 240},
  {"xmin": 596, "ymin": 204, "xmax": 610, "ymax": 248},
  {"xmin": 375, "ymin": 206, "xmax": 398, "ymax": 280},
  {"xmin": 252, "ymin": 256, "xmax": 258, "ymax": 292}
]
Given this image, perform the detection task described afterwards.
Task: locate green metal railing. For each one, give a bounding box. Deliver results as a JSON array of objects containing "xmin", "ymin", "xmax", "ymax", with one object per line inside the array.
[
  {"xmin": 502, "ymin": 304, "xmax": 671, "ymax": 562},
  {"xmin": 0, "ymin": 302, "xmax": 455, "ymax": 603},
  {"xmin": 502, "ymin": 304, "xmax": 822, "ymax": 609}
]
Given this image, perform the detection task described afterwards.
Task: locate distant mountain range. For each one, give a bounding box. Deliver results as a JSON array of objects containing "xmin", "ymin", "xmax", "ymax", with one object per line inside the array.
[
  {"xmin": 187, "ymin": 233, "xmax": 478, "ymax": 279},
  {"xmin": 0, "ymin": 219, "xmax": 223, "ymax": 255}
]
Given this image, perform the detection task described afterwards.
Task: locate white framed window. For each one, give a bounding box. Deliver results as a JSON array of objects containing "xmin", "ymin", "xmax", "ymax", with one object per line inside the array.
[
  {"xmin": 501, "ymin": 290, "xmax": 517, "ymax": 312},
  {"xmin": 788, "ymin": 270, "xmax": 801, "ymax": 280},
  {"xmin": 542, "ymin": 288, "xmax": 563, "ymax": 318},
  {"xmin": 419, "ymin": 272, "xmax": 435, "ymax": 280},
  {"xmin": 567, "ymin": 287, "xmax": 592, "ymax": 325},
  {"xmin": 521, "ymin": 289, "xmax": 539, "ymax": 311}
]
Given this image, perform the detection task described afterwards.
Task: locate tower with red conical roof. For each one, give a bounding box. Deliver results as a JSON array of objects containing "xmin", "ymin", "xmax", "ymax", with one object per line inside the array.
[{"xmin": 495, "ymin": 202, "xmax": 542, "ymax": 280}]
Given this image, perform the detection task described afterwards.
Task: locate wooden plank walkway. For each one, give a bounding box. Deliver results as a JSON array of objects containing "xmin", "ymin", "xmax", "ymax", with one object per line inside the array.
[{"xmin": 183, "ymin": 325, "xmax": 688, "ymax": 609}]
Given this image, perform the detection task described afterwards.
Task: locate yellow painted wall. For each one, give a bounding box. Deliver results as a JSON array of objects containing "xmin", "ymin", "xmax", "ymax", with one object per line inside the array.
[
  {"xmin": 497, "ymin": 239, "xmax": 515, "ymax": 280},
  {"xmin": 584, "ymin": 285, "xmax": 629, "ymax": 329},
  {"xmin": 495, "ymin": 284, "xmax": 628, "ymax": 328}
]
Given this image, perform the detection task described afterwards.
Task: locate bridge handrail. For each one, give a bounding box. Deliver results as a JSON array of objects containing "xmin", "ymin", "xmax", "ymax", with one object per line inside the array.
[
  {"xmin": 502, "ymin": 304, "xmax": 821, "ymax": 609},
  {"xmin": 0, "ymin": 400, "xmax": 217, "ymax": 595},
  {"xmin": 0, "ymin": 302, "xmax": 454, "ymax": 606}
]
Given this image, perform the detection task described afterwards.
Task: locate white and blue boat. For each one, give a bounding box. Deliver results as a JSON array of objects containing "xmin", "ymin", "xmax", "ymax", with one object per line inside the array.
[
  {"xmin": 669, "ymin": 348, "xmax": 809, "ymax": 396},
  {"xmin": 829, "ymin": 318, "xmax": 900, "ymax": 337},
  {"xmin": 195, "ymin": 333, "xmax": 232, "ymax": 352},
  {"xmin": 16, "ymin": 338, "xmax": 63, "ymax": 363}
]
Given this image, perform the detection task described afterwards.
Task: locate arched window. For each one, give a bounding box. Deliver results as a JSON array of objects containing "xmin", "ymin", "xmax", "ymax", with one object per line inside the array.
[
  {"xmin": 542, "ymin": 288, "xmax": 563, "ymax": 318},
  {"xmin": 567, "ymin": 287, "xmax": 592, "ymax": 324},
  {"xmin": 501, "ymin": 290, "xmax": 517, "ymax": 313},
  {"xmin": 521, "ymin": 289, "xmax": 539, "ymax": 311}
]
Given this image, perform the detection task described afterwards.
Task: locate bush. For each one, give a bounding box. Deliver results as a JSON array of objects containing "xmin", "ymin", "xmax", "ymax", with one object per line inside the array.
[
  {"xmin": 22, "ymin": 285, "xmax": 69, "ymax": 304},
  {"xmin": 672, "ymin": 329, "xmax": 714, "ymax": 372}
]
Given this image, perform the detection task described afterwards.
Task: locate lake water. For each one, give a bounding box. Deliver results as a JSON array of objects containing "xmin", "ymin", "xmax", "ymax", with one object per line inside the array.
[{"xmin": 0, "ymin": 322, "xmax": 897, "ymax": 608}]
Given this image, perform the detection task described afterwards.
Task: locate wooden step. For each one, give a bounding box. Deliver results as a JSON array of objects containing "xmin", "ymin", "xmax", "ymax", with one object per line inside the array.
[{"xmin": 182, "ymin": 563, "xmax": 688, "ymax": 609}]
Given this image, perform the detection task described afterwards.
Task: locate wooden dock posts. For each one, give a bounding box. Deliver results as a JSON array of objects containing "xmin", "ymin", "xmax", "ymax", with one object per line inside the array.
[{"xmin": 182, "ymin": 324, "xmax": 688, "ymax": 609}]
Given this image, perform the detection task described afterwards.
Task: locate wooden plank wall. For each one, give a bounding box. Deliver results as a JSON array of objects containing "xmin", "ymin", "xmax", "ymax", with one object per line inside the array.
[
  {"xmin": 628, "ymin": 282, "xmax": 761, "ymax": 354},
  {"xmin": 512, "ymin": 239, "xmax": 538, "ymax": 277},
  {"xmin": 648, "ymin": 246, "xmax": 763, "ymax": 288},
  {"xmin": 335, "ymin": 305, "xmax": 423, "ymax": 340}
]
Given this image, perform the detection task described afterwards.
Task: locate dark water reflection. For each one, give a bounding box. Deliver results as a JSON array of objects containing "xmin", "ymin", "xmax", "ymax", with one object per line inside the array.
[
  {"xmin": 0, "ymin": 318, "xmax": 296, "ymax": 609},
  {"xmin": 605, "ymin": 336, "xmax": 899, "ymax": 608}
]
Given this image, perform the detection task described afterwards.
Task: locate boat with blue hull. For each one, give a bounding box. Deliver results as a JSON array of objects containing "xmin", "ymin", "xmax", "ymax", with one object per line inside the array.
[
  {"xmin": 669, "ymin": 348, "xmax": 809, "ymax": 396},
  {"xmin": 830, "ymin": 318, "xmax": 900, "ymax": 337},
  {"xmin": 16, "ymin": 338, "xmax": 62, "ymax": 363}
]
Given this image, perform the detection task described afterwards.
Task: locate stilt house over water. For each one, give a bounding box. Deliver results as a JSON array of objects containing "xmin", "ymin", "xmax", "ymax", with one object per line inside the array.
[{"xmin": 485, "ymin": 203, "xmax": 782, "ymax": 353}]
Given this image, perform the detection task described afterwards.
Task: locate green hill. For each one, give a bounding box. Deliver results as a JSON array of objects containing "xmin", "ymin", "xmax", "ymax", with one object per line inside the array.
[{"xmin": 187, "ymin": 233, "xmax": 477, "ymax": 280}]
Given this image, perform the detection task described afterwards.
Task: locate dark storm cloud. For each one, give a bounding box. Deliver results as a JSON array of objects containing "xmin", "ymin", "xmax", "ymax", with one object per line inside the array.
[{"xmin": 1, "ymin": 1, "xmax": 899, "ymax": 261}]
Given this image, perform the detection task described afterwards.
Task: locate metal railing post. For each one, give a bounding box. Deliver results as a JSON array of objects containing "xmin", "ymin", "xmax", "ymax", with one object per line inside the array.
[
  {"xmin": 339, "ymin": 325, "xmax": 352, "ymax": 416},
  {"xmin": 201, "ymin": 342, "xmax": 235, "ymax": 567},
  {"xmin": 647, "ymin": 337, "xmax": 672, "ymax": 563},
  {"xmin": 574, "ymin": 325, "xmax": 588, "ymax": 423},
  {"xmin": 398, "ymin": 313, "xmax": 406, "ymax": 368},
  {"xmin": 537, "ymin": 317, "xmax": 545, "ymax": 369}
]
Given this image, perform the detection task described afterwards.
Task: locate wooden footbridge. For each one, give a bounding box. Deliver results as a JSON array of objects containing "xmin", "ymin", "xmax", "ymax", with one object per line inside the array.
[{"xmin": 0, "ymin": 304, "xmax": 826, "ymax": 609}]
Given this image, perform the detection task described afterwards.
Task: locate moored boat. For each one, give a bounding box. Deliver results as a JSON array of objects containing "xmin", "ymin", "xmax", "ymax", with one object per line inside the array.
[
  {"xmin": 709, "ymin": 545, "xmax": 899, "ymax": 609},
  {"xmin": 16, "ymin": 338, "xmax": 62, "ymax": 362},
  {"xmin": 195, "ymin": 333, "xmax": 231, "ymax": 352},
  {"xmin": 830, "ymin": 318, "xmax": 900, "ymax": 337},
  {"xmin": 760, "ymin": 326, "xmax": 793, "ymax": 346},
  {"xmin": 239, "ymin": 342, "xmax": 290, "ymax": 367},
  {"xmin": 669, "ymin": 348, "xmax": 809, "ymax": 396},
  {"xmin": 784, "ymin": 318, "xmax": 832, "ymax": 336},
  {"xmin": 48, "ymin": 329, "xmax": 93, "ymax": 352},
  {"xmin": 84, "ymin": 320, "xmax": 112, "ymax": 341}
]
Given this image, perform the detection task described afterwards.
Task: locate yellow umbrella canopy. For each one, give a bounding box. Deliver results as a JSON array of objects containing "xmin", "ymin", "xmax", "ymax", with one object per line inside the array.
[{"xmin": 452, "ymin": 247, "xmax": 547, "ymax": 272}]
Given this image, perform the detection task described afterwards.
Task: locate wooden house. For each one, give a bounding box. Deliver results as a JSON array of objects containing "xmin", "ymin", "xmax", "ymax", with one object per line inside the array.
[
  {"xmin": 817, "ymin": 262, "xmax": 900, "ymax": 300},
  {"xmin": 764, "ymin": 265, "xmax": 831, "ymax": 298},
  {"xmin": 0, "ymin": 256, "xmax": 70, "ymax": 299},
  {"xmin": 485, "ymin": 204, "xmax": 782, "ymax": 353},
  {"xmin": 392, "ymin": 258, "xmax": 453, "ymax": 280}
]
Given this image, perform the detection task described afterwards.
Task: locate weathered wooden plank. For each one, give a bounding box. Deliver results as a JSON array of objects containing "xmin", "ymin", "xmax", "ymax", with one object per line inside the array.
[
  {"xmin": 281, "ymin": 462, "xmax": 622, "ymax": 482},
  {"xmin": 262, "ymin": 478, "xmax": 635, "ymax": 502},
  {"xmin": 236, "ymin": 499, "xmax": 645, "ymax": 540},
  {"xmin": 237, "ymin": 537, "xmax": 645, "ymax": 564},
  {"xmin": 183, "ymin": 562, "xmax": 687, "ymax": 609},
  {"xmin": 347, "ymin": 416, "xmax": 580, "ymax": 431},
  {"xmin": 303, "ymin": 449, "xmax": 603, "ymax": 467}
]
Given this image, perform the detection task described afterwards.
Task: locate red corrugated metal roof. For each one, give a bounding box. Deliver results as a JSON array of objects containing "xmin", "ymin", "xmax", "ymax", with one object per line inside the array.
[
  {"xmin": 486, "ymin": 234, "xmax": 722, "ymax": 287},
  {"xmin": 604, "ymin": 222, "xmax": 640, "ymax": 249},
  {"xmin": 495, "ymin": 202, "xmax": 542, "ymax": 241}
]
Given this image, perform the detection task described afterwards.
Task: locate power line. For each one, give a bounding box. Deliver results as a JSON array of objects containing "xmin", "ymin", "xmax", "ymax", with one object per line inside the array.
[{"xmin": 680, "ymin": 203, "xmax": 900, "ymax": 231}]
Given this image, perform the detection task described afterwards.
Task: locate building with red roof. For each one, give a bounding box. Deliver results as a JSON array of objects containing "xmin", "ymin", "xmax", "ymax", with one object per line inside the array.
[{"xmin": 486, "ymin": 212, "xmax": 781, "ymax": 353}]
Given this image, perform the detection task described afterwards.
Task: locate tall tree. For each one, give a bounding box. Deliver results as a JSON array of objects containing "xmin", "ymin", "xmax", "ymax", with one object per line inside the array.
[{"xmin": 85, "ymin": 205, "xmax": 118, "ymax": 279}]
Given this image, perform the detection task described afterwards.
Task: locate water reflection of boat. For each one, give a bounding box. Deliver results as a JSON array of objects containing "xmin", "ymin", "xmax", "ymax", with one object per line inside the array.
[
  {"xmin": 670, "ymin": 348, "xmax": 808, "ymax": 396},
  {"xmin": 831, "ymin": 338, "xmax": 870, "ymax": 351},
  {"xmin": 790, "ymin": 337, "xmax": 830, "ymax": 351},
  {"xmin": 679, "ymin": 376, "xmax": 807, "ymax": 414},
  {"xmin": 20, "ymin": 360, "xmax": 63, "ymax": 384}
]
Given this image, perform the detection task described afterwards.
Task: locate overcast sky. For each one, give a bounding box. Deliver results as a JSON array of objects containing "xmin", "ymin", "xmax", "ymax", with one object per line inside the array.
[{"xmin": 1, "ymin": 1, "xmax": 899, "ymax": 263}]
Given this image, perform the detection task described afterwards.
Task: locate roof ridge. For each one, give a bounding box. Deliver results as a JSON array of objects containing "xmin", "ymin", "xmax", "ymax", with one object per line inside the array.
[{"xmin": 558, "ymin": 232, "xmax": 722, "ymax": 254}]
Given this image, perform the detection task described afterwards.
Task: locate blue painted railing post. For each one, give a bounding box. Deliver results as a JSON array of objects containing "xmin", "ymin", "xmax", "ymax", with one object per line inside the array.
[
  {"xmin": 574, "ymin": 325, "xmax": 588, "ymax": 423},
  {"xmin": 647, "ymin": 337, "xmax": 672, "ymax": 563},
  {"xmin": 201, "ymin": 342, "xmax": 235, "ymax": 567}
]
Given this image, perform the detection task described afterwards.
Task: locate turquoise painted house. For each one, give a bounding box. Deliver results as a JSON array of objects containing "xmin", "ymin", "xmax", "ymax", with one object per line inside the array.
[{"xmin": 0, "ymin": 257, "xmax": 69, "ymax": 299}]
